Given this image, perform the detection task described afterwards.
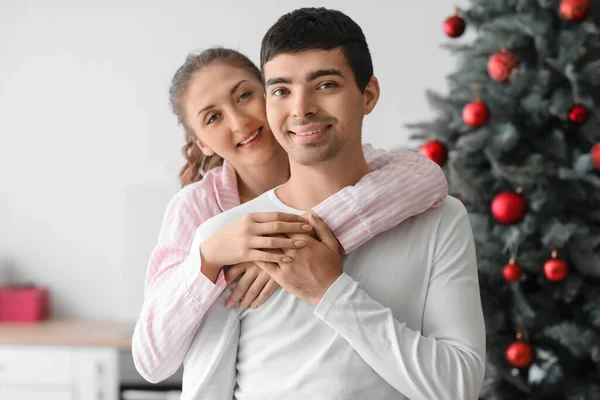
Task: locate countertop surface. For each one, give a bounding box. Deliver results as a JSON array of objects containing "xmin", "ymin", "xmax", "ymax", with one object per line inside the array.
[{"xmin": 0, "ymin": 319, "xmax": 134, "ymax": 349}]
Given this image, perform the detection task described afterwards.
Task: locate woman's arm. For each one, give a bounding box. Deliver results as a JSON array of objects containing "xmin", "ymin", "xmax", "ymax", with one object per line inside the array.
[
  {"xmin": 312, "ymin": 143, "xmax": 447, "ymax": 253},
  {"xmin": 132, "ymin": 178, "xmax": 312, "ymax": 383},
  {"xmin": 132, "ymin": 184, "xmax": 227, "ymax": 383}
]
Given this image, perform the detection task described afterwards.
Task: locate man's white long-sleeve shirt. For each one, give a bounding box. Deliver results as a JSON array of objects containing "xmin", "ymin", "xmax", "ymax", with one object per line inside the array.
[{"xmin": 181, "ymin": 190, "xmax": 486, "ymax": 400}]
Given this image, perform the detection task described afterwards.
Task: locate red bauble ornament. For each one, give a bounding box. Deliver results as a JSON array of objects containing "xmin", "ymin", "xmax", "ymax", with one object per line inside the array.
[
  {"xmin": 488, "ymin": 50, "xmax": 520, "ymax": 83},
  {"xmin": 506, "ymin": 341, "xmax": 534, "ymax": 368},
  {"xmin": 503, "ymin": 259, "xmax": 523, "ymax": 282},
  {"xmin": 592, "ymin": 143, "xmax": 600, "ymax": 171},
  {"xmin": 560, "ymin": 0, "xmax": 589, "ymax": 21},
  {"xmin": 443, "ymin": 14, "xmax": 466, "ymax": 38},
  {"xmin": 568, "ymin": 104, "xmax": 589, "ymax": 124},
  {"xmin": 462, "ymin": 100, "xmax": 490, "ymax": 127},
  {"xmin": 419, "ymin": 140, "xmax": 448, "ymax": 166},
  {"xmin": 544, "ymin": 250, "xmax": 569, "ymax": 281},
  {"xmin": 491, "ymin": 191, "xmax": 527, "ymax": 225}
]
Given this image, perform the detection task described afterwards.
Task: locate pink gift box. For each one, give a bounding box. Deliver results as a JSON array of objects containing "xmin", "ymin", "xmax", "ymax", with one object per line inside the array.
[{"xmin": 0, "ymin": 286, "xmax": 50, "ymax": 323}]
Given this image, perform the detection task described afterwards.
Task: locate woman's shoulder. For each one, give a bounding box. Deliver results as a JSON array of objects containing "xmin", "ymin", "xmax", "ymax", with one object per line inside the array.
[{"xmin": 168, "ymin": 166, "xmax": 226, "ymax": 219}]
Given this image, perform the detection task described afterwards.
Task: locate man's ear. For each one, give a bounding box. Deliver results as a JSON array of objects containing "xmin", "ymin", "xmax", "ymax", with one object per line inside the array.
[
  {"xmin": 196, "ymin": 139, "xmax": 215, "ymax": 156},
  {"xmin": 363, "ymin": 76, "xmax": 380, "ymax": 115}
]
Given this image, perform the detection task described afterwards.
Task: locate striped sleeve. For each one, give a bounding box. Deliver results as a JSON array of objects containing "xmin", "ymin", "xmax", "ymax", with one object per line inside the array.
[
  {"xmin": 312, "ymin": 144, "xmax": 448, "ymax": 254},
  {"xmin": 131, "ymin": 183, "xmax": 227, "ymax": 383}
]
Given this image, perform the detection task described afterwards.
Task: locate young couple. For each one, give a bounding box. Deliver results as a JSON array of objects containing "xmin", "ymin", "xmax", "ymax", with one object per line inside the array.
[{"xmin": 133, "ymin": 7, "xmax": 485, "ymax": 400}]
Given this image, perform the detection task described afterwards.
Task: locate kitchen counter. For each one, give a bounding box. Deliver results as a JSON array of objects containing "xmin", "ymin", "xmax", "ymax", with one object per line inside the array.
[{"xmin": 0, "ymin": 319, "xmax": 134, "ymax": 349}]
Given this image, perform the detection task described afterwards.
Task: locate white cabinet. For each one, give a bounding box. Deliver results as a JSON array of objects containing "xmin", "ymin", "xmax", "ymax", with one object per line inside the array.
[
  {"xmin": 0, "ymin": 346, "xmax": 73, "ymax": 385},
  {"xmin": 73, "ymin": 347, "xmax": 119, "ymax": 400},
  {"xmin": 0, "ymin": 345, "xmax": 119, "ymax": 400}
]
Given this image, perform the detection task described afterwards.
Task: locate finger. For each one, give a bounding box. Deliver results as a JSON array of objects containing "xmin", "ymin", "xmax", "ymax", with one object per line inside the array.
[
  {"xmin": 249, "ymin": 212, "xmax": 306, "ymax": 223},
  {"xmin": 262, "ymin": 247, "xmax": 284, "ymax": 255},
  {"xmin": 249, "ymin": 236, "xmax": 307, "ymax": 250},
  {"xmin": 253, "ymin": 261, "xmax": 280, "ymax": 276},
  {"xmin": 224, "ymin": 263, "xmax": 250, "ymax": 285},
  {"xmin": 308, "ymin": 211, "xmax": 340, "ymax": 252},
  {"xmin": 226, "ymin": 269, "xmax": 257, "ymax": 309},
  {"xmin": 247, "ymin": 249, "xmax": 289, "ymax": 264},
  {"xmin": 237, "ymin": 273, "xmax": 270, "ymax": 311},
  {"xmin": 283, "ymin": 232, "xmax": 317, "ymax": 241},
  {"xmin": 252, "ymin": 221, "xmax": 313, "ymax": 236},
  {"xmin": 250, "ymin": 279, "xmax": 280, "ymax": 309}
]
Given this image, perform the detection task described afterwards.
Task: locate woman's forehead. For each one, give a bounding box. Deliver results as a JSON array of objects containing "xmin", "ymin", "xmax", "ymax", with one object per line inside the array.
[{"xmin": 190, "ymin": 64, "xmax": 261, "ymax": 97}]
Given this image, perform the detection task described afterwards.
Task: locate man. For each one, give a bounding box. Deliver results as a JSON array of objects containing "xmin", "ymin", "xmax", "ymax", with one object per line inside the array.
[{"xmin": 182, "ymin": 7, "xmax": 486, "ymax": 400}]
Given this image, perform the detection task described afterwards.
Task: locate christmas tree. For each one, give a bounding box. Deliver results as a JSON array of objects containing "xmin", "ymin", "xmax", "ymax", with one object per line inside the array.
[{"xmin": 407, "ymin": 0, "xmax": 600, "ymax": 398}]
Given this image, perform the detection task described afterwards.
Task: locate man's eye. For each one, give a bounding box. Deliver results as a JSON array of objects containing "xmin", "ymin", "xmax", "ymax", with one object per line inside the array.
[
  {"xmin": 272, "ymin": 88, "xmax": 289, "ymax": 96},
  {"xmin": 319, "ymin": 82, "xmax": 337, "ymax": 90}
]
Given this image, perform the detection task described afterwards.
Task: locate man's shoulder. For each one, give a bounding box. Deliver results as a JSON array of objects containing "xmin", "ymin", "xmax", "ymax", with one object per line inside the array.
[
  {"xmin": 410, "ymin": 196, "xmax": 472, "ymax": 246},
  {"xmin": 436, "ymin": 195, "xmax": 468, "ymax": 219},
  {"xmin": 352, "ymin": 196, "xmax": 471, "ymax": 268},
  {"xmin": 413, "ymin": 195, "xmax": 469, "ymax": 229},
  {"xmin": 377, "ymin": 195, "xmax": 469, "ymax": 242}
]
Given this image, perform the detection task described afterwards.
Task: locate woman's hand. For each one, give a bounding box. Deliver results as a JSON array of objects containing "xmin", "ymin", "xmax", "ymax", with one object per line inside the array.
[
  {"xmin": 254, "ymin": 211, "xmax": 343, "ymax": 306},
  {"xmin": 223, "ymin": 262, "xmax": 280, "ymax": 311},
  {"xmin": 199, "ymin": 212, "xmax": 313, "ymax": 280}
]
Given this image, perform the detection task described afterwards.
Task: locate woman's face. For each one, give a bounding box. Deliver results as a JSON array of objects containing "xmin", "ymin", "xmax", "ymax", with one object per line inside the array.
[{"xmin": 182, "ymin": 62, "xmax": 280, "ymax": 169}]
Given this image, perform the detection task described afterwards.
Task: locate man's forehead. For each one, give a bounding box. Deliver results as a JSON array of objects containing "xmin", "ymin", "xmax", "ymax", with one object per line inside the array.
[{"xmin": 263, "ymin": 48, "xmax": 348, "ymax": 79}]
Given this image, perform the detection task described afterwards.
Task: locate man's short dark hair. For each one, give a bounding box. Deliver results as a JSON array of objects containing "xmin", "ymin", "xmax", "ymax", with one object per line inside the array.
[{"xmin": 260, "ymin": 7, "xmax": 373, "ymax": 92}]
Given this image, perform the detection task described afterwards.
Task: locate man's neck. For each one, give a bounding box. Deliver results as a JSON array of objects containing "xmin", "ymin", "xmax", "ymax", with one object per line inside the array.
[
  {"xmin": 276, "ymin": 144, "xmax": 370, "ymax": 211},
  {"xmin": 235, "ymin": 145, "xmax": 290, "ymax": 203}
]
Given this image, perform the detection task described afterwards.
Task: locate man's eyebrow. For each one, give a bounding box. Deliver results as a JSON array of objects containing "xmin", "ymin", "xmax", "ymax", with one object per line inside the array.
[
  {"xmin": 265, "ymin": 69, "xmax": 344, "ymax": 88},
  {"xmin": 306, "ymin": 68, "xmax": 343, "ymax": 81},
  {"xmin": 265, "ymin": 77, "xmax": 291, "ymax": 87}
]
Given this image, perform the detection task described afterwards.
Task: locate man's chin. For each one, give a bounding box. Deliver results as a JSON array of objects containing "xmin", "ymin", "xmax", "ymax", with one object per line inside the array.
[{"xmin": 288, "ymin": 145, "xmax": 339, "ymax": 166}]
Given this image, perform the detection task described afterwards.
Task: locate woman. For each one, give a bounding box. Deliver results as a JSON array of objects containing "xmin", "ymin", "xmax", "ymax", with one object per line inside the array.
[{"xmin": 132, "ymin": 48, "xmax": 447, "ymax": 383}]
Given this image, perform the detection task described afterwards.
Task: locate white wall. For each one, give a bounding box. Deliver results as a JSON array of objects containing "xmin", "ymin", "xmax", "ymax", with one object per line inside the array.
[{"xmin": 0, "ymin": 0, "xmax": 465, "ymax": 321}]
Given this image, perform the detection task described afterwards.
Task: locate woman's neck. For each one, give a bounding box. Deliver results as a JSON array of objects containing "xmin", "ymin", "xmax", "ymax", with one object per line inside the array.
[{"xmin": 235, "ymin": 145, "xmax": 290, "ymax": 204}]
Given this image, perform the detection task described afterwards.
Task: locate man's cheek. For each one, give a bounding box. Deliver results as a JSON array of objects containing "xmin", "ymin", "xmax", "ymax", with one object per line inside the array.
[{"xmin": 266, "ymin": 113, "xmax": 284, "ymax": 135}]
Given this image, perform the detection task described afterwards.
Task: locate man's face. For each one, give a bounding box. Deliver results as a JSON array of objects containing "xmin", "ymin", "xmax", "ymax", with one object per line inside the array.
[{"xmin": 263, "ymin": 48, "xmax": 377, "ymax": 166}]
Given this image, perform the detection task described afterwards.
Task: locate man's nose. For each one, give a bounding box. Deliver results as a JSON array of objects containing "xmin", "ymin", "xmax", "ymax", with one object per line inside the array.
[{"xmin": 291, "ymin": 90, "xmax": 317, "ymax": 118}]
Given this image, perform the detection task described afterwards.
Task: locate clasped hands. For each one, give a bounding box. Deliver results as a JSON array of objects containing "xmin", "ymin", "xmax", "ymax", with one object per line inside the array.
[
  {"xmin": 200, "ymin": 211, "xmax": 342, "ymax": 311},
  {"xmin": 253, "ymin": 211, "xmax": 343, "ymax": 307}
]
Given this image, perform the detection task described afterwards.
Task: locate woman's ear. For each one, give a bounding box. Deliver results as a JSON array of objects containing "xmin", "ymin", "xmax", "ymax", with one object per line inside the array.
[
  {"xmin": 196, "ymin": 139, "xmax": 215, "ymax": 156},
  {"xmin": 363, "ymin": 76, "xmax": 380, "ymax": 115}
]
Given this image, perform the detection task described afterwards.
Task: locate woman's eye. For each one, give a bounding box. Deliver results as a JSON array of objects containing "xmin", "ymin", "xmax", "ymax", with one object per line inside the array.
[
  {"xmin": 207, "ymin": 113, "xmax": 220, "ymax": 124},
  {"xmin": 319, "ymin": 82, "xmax": 337, "ymax": 90},
  {"xmin": 272, "ymin": 88, "xmax": 289, "ymax": 97},
  {"xmin": 239, "ymin": 91, "xmax": 253, "ymax": 101}
]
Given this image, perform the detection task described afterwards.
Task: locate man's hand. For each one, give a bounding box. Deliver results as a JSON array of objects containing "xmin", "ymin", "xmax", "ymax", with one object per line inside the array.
[{"xmin": 254, "ymin": 211, "xmax": 342, "ymax": 306}]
